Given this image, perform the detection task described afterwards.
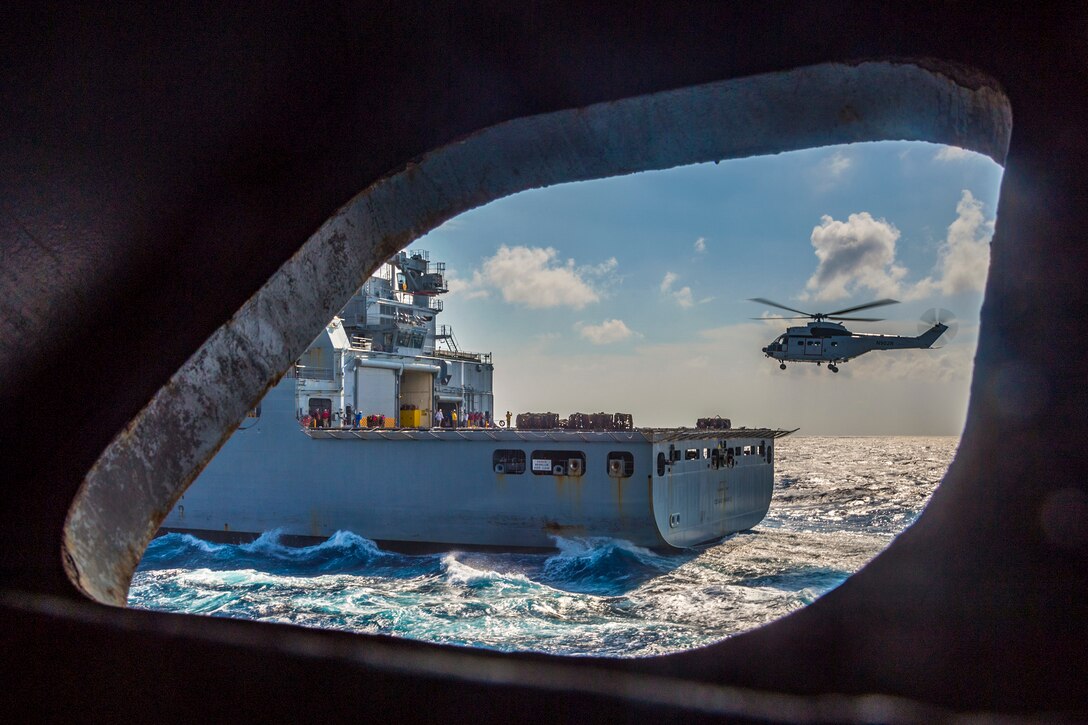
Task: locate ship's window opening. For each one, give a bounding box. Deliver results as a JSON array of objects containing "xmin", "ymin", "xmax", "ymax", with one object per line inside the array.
[
  {"xmin": 492, "ymin": 449, "xmax": 526, "ymax": 474},
  {"xmin": 308, "ymin": 398, "xmax": 332, "ymax": 416},
  {"xmin": 702, "ymin": 448, "xmax": 709, "ymax": 459},
  {"xmin": 685, "ymin": 448, "xmax": 699, "ymax": 460},
  {"xmin": 530, "ymin": 450, "xmax": 586, "ymax": 476},
  {"xmin": 607, "ymin": 451, "xmax": 634, "ymax": 477},
  {"xmin": 671, "ymin": 449, "xmax": 681, "ymax": 462}
]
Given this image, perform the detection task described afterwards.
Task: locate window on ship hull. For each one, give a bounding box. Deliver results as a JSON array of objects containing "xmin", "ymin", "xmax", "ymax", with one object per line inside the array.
[
  {"xmin": 492, "ymin": 449, "xmax": 526, "ymax": 474},
  {"xmin": 607, "ymin": 452, "xmax": 634, "ymax": 478},
  {"xmin": 530, "ymin": 450, "xmax": 586, "ymax": 476}
]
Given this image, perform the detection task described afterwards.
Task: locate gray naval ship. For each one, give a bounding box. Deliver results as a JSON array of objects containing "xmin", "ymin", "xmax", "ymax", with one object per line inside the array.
[{"xmin": 162, "ymin": 249, "xmax": 794, "ymax": 550}]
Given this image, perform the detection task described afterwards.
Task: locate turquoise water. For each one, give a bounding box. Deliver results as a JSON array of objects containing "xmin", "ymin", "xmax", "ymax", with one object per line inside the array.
[{"xmin": 130, "ymin": 436, "xmax": 957, "ymax": 656}]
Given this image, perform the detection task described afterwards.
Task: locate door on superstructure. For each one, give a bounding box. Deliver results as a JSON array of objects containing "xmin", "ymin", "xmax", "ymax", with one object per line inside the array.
[
  {"xmin": 400, "ymin": 370, "xmax": 434, "ymax": 427},
  {"xmin": 356, "ymin": 367, "xmax": 397, "ymax": 418}
]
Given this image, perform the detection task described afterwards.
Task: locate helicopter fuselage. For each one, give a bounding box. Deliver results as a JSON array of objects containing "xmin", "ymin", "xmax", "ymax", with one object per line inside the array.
[{"xmin": 761, "ymin": 321, "xmax": 948, "ymax": 369}]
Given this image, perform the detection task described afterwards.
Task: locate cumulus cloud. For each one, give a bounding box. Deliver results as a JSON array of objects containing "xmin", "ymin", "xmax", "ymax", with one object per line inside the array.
[
  {"xmin": 803, "ymin": 212, "xmax": 907, "ymax": 301},
  {"xmin": 934, "ymin": 146, "xmax": 971, "ymax": 161},
  {"xmin": 444, "ymin": 270, "xmax": 489, "ymax": 300},
  {"xmin": 694, "ymin": 237, "xmax": 707, "ymax": 253},
  {"xmin": 660, "ymin": 271, "xmax": 695, "ymax": 307},
  {"xmin": 910, "ymin": 190, "xmax": 992, "ymax": 298},
  {"xmin": 846, "ymin": 341, "xmax": 974, "ymax": 384},
  {"xmin": 576, "ymin": 319, "xmax": 636, "ymax": 345},
  {"xmin": 803, "ymin": 192, "xmax": 993, "ymax": 304},
  {"xmin": 581, "ymin": 256, "xmax": 620, "ymax": 277},
  {"xmin": 825, "ymin": 150, "xmax": 852, "ymax": 177},
  {"xmin": 460, "ymin": 245, "xmax": 615, "ymax": 309}
]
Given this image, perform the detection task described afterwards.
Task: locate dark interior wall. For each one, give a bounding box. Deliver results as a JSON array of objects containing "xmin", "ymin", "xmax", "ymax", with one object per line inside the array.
[{"xmin": 2, "ymin": 2, "xmax": 1086, "ymax": 719}]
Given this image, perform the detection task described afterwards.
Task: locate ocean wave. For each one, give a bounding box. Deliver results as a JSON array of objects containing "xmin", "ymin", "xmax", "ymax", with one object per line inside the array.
[
  {"xmin": 138, "ymin": 529, "xmax": 400, "ymax": 576},
  {"xmin": 539, "ymin": 537, "xmax": 692, "ymax": 596}
]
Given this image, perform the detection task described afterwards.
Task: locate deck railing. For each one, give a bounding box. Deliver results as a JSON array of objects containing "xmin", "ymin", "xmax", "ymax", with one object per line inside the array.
[{"xmin": 294, "ymin": 365, "xmax": 335, "ymax": 381}]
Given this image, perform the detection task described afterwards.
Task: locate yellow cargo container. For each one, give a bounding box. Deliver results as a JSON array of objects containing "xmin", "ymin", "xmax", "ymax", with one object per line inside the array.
[{"xmin": 399, "ymin": 409, "xmax": 421, "ymax": 428}]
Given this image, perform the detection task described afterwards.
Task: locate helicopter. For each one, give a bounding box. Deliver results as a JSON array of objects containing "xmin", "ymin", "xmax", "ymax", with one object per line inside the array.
[{"xmin": 750, "ymin": 297, "xmax": 954, "ymax": 373}]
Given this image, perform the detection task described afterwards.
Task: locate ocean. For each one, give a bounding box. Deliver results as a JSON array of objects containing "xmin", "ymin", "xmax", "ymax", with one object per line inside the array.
[{"xmin": 129, "ymin": 436, "xmax": 957, "ymax": 657}]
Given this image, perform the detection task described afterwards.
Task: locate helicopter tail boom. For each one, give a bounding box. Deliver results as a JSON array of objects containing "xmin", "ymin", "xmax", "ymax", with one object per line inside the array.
[{"xmin": 864, "ymin": 323, "xmax": 948, "ymax": 350}]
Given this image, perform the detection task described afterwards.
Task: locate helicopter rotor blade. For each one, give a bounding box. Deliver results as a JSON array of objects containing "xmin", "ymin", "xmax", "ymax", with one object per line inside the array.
[
  {"xmin": 748, "ymin": 298, "xmax": 814, "ymax": 317},
  {"xmin": 824, "ymin": 298, "xmax": 900, "ymax": 317},
  {"xmin": 826, "ymin": 315, "xmax": 885, "ymax": 322},
  {"xmin": 749, "ymin": 316, "xmax": 811, "ymax": 321}
]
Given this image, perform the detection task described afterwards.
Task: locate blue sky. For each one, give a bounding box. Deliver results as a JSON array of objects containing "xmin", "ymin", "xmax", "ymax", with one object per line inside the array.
[{"xmin": 413, "ymin": 141, "xmax": 1004, "ymax": 435}]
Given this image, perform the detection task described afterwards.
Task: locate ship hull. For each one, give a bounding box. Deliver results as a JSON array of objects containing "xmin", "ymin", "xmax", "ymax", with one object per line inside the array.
[{"xmin": 162, "ymin": 378, "xmax": 785, "ymax": 549}]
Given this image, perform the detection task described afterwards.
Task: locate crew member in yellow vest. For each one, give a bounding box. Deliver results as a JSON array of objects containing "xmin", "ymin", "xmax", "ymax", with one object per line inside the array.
[{"xmin": 451, "ymin": 409, "xmax": 458, "ymax": 428}]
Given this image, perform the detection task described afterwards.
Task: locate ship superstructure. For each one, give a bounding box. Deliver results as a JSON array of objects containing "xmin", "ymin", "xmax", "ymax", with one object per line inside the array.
[{"xmin": 293, "ymin": 250, "xmax": 494, "ymax": 429}]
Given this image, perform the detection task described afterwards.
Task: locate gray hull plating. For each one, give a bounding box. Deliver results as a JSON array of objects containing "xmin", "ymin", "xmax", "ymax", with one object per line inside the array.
[{"xmin": 163, "ymin": 378, "xmax": 787, "ymax": 549}]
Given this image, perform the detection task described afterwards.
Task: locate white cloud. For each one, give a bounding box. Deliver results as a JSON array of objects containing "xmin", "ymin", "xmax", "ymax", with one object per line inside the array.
[
  {"xmin": 673, "ymin": 287, "xmax": 695, "ymax": 307},
  {"xmin": 908, "ymin": 190, "xmax": 992, "ymax": 299},
  {"xmin": 934, "ymin": 146, "xmax": 971, "ymax": 161},
  {"xmin": 660, "ymin": 271, "xmax": 695, "ymax": 308},
  {"xmin": 581, "ymin": 256, "xmax": 619, "ymax": 276},
  {"xmin": 804, "ymin": 212, "xmax": 907, "ymax": 301},
  {"xmin": 694, "ymin": 237, "xmax": 707, "ymax": 253},
  {"xmin": 846, "ymin": 341, "xmax": 974, "ymax": 384},
  {"xmin": 444, "ymin": 270, "xmax": 490, "ymax": 300},
  {"xmin": 825, "ymin": 150, "xmax": 852, "ymax": 177},
  {"xmin": 576, "ymin": 319, "xmax": 636, "ymax": 345},
  {"xmin": 803, "ymin": 192, "xmax": 993, "ymax": 304},
  {"xmin": 462, "ymin": 245, "xmax": 612, "ymax": 309}
]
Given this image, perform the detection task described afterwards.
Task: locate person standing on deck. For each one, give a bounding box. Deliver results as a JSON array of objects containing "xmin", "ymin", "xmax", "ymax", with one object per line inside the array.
[
  {"xmin": 451, "ymin": 409, "xmax": 458, "ymax": 428},
  {"xmin": 435, "ymin": 409, "xmax": 444, "ymax": 428}
]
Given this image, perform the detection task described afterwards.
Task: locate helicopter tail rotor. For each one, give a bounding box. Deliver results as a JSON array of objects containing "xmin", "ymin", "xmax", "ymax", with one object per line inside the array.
[{"xmin": 919, "ymin": 308, "xmax": 959, "ymax": 347}]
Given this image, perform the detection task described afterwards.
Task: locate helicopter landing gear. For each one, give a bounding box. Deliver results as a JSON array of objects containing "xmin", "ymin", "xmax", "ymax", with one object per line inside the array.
[
  {"xmin": 829, "ymin": 364, "xmax": 839, "ymax": 373},
  {"xmin": 779, "ymin": 363, "xmax": 787, "ymax": 370}
]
